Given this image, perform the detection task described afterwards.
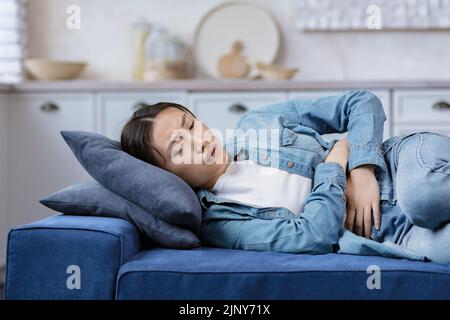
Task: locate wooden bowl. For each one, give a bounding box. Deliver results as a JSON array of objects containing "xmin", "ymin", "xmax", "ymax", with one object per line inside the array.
[
  {"xmin": 24, "ymin": 59, "xmax": 87, "ymax": 80},
  {"xmin": 256, "ymin": 62, "xmax": 299, "ymax": 80}
]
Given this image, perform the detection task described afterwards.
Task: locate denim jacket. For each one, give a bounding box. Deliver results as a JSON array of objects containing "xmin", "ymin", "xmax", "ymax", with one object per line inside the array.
[{"xmin": 196, "ymin": 90, "xmax": 426, "ymax": 261}]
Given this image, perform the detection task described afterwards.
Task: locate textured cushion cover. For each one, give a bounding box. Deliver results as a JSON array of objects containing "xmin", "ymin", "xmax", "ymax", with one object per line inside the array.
[
  {"xmin": 60, "ymin": 130, "xmax": 202, "ymax": 234},
  {"xmin": 39, "ymin": 180, "xmax": 201, "ymax": 249},
  {"xmin": 7, "ymin": 215, "xmax": 450, "ymax": 300},
  {"xmin": 116, "ymin": 247, "xmax": 450, "ymax": 300},
  {"xmin": 6, "ymin": 215, "xmax": 141, "ymax": 300}
]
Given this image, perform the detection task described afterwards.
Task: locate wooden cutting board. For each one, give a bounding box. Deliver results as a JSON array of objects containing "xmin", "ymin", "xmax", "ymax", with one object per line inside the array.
[{"xmin": 217, "ymin": 41, "xmax": 250, "ymax": 79}]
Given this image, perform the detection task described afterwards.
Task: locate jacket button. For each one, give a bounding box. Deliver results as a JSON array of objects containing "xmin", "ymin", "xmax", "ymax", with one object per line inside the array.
[{"xmin": 287, "ymin": 161, "xmax": 294, "ymax": 168}]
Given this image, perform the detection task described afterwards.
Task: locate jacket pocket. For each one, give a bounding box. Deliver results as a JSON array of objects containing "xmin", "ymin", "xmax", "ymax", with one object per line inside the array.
[{"xmin": 281, "ymin": 128, "xmax": 323, "ymax": 153}]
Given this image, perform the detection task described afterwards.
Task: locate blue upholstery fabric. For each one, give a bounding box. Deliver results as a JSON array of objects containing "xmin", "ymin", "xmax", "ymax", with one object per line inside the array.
[
  {"xmin": 39, "ymin": 180, "xmax": 201, "ymax": 249},
  {"xmin": 116, "ymin": 247, "xmax": 450, "ymax": 300},
  {"xmin": 60, "ymin": 130, "xmax": 202, "ymax": 234},
  {"xmin": 6, "ymin": 215, "xmax": 450, "ymax": 300},
  {"xmin": 5, "ymin": 215, "xmax": 140, "ymax": 300}
]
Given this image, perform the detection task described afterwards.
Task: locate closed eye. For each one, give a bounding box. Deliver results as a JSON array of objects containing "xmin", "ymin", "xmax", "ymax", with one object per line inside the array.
[{"xmin": 175, "ymin": 119, "xmax": 194, "ymax": 156}]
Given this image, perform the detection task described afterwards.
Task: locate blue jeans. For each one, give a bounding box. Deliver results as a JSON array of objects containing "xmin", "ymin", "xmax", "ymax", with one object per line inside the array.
[{"xmin": 381, "ymin": 132, "xmax": 450, "ymax": 264}]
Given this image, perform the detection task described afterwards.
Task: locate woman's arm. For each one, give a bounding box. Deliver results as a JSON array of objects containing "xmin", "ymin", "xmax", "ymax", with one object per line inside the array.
[
  {"xmin": 324, "ymin": 138, "xmax": 348, "ymax": 173},
  {"xmin": 199, "ymin": 141, "xmax": 348, "ymax": 254},
  {"xmin": 237, "ymin": 91, "xmax": 385, "ymax": 238},
  {"xmin": 237, "ymin": 90, "xmax": 387, "ymax": 173}
]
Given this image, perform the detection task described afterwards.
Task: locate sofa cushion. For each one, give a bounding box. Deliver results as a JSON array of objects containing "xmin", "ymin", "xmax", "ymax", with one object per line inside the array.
[
  {"xmin": 60, "ymin": 130, "xmax": 202, "ymax": 234},
  {"xmin": 39, "ymin": 180, "xmax": 201, "ymax": 249},
  {"xmin": 116, "ymin": 247, "xmax": 450, "ymax": 300},
  {"xmin": 6, "ymin": 215, "xmax": 140, "ymax": 300}
]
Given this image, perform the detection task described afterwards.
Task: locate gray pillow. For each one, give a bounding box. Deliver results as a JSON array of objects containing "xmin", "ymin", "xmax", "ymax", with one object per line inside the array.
[
  {"xmin": 60, "ymin": 130, "xmax": 202, "ymax": 234},
  {"xmin": 39, "ymin": 180, "xmax": 201, "ymax": 249}
]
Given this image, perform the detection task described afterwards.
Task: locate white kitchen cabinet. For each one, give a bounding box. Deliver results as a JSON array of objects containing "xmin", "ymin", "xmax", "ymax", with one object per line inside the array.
[
  {"xmin": 394, "ymin": 90, "xmax": 450, "ymax": 123},
  {"xmin": 97, "ymin": 92, "xmax": 187, "ymax": 141},
  {"xmin": 189, "ymin": 92, "xmax": 287, "ymax": 143},
  {"xmin": 7, "ymin": 94, "xmax": 95, "ymax": 228},
  {"xmin": 0, "ymin": 94, "xmax": 8, "ymax": 266},
  {"xmin": 393, "ymin": 90, "xmax": 450, "ymax": 138},
  {"xmin": 288, "ymin": 90, "xmax": 392, "ymax": 140}
]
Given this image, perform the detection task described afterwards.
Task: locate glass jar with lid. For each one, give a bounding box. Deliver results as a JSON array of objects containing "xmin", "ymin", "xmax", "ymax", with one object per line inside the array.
[
  {"xmin": 132, "ymin": 18, "xmax": 152, "ymax": 80},
  {"xmin": 144, "ymin": 24, "xmax": 193, "ymax": 81}
]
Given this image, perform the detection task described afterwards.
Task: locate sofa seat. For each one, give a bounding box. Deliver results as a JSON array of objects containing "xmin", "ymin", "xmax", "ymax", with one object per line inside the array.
[
  {"xmin": 6, "ymin": 215, "xmax": 450, "ymax": 300},
  {"xmin": 116, "ymin": 247, "xmax": 450, "ymax": 300}
]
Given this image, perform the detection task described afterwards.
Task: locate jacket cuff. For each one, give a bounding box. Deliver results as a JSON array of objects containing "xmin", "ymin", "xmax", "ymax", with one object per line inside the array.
[
  {"xmin": 313, "ymin": 162, "xmax": 347, "ymax": 189},
  {"xmin": 348, "ymin": 143, "xmax": 387, "ymax": 172}
]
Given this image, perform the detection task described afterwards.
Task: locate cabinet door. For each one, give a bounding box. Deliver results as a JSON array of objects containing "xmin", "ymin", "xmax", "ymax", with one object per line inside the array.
[
  {"xmin": 394, "ymin": 90, "xmax": 450, "ymax": 123},
  {"xmin": 0, "ymin": 94, "xmax": 7, "ymax": 266},
  {"xmin": 288, "ymin": 90, "xmax": 392, "ymax": 141},
  {"xmin": 189, "ymin": 92, "xmax": 287, "ymax": 143},
  {"xmin": 97, "ymin": 92, "xmax": 187, "ymax": 140},
  {"xmin": 8, "ymin": 94, "xmax": 95, "ymax": 228}
]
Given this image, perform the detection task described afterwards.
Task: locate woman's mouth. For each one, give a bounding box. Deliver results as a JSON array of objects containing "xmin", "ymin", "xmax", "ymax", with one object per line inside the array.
[{"xmin": 206, "ymin": 143, "xmax": 216, "ymax": 162}]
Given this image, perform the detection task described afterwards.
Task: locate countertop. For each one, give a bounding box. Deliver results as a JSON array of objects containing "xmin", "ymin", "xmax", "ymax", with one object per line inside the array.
[
  {"xmin": 3, "ymin": 79, "xmax": 450, "ymax": 92},
  {"xmin": 0, "ymin": 84, "xmax": 12, "ymax": 92}
]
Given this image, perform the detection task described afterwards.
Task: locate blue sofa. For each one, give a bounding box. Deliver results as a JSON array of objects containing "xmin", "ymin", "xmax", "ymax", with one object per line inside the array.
[{"xmin": 5, "ymin": 214, "xmax": 450, "ymax": 300}]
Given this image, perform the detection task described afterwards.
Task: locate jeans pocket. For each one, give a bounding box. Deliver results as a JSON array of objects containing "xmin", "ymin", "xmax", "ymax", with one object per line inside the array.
[{"xmin": 417, "ymin": 132, "xmax": 450, "ymax": 175}]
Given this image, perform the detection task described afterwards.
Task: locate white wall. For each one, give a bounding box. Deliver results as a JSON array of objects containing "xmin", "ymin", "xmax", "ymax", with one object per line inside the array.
[
  {"xmin": 26, "ymin": 0, "xmax": 450, "ymax": 80},
  {"xmin": 0, "ymin": 94, "xmax": 7, "ymax": 267}
]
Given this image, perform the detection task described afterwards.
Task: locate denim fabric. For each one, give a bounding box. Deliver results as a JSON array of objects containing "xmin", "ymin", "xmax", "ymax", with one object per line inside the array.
[
  {"xmin": 388, "ymin": 132, "xmax": 450, "ymax": 265},
  {"xmin": 196, "ymin": 90, "xmax": 445, "ymax": 262},
  {"xmin": 199, "ymin": 162, "xmax": 346, "ymax": 254}
]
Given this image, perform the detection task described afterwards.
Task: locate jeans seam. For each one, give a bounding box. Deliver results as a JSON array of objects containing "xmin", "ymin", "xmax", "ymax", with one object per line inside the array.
[
  {"xmin": 416, "ymin": 132, "xmax": 427, "ymax": 169},
  {"xmin": 417, "ymin": 132, "xmax": 450, "ymax": 175}
]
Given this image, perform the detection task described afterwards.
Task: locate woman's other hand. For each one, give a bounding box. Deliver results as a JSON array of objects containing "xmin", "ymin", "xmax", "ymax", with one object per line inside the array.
[
  {"xmin": 324, "ymin": 138, "xmax": 349, "ymax": 175},
  {"xmin": 345, "ymin": 165, "xmax": 381, "ymax": 238}
]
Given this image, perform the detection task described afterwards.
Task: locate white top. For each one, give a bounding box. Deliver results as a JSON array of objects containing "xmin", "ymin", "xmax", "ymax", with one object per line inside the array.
[{"xmin": 211, "ymin": 159, "xmax": 312, "ymax": 216}]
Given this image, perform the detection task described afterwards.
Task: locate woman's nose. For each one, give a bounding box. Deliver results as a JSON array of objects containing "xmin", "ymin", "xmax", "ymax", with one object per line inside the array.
[
  {"xmin": 192, "ymin": 135, "xmax": 213, "ymax": 153},
  {"xmin": 192, "ymin": 135, "xmax": 205, "ymax": 153}
]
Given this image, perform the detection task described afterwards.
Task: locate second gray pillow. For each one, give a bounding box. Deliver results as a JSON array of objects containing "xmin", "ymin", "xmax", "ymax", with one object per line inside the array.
[{"xmin": 39, "ymin": 180, "xmax": 201, "ymax": 249}]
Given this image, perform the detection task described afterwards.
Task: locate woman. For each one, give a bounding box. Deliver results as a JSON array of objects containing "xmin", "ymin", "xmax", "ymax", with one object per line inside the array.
[{"xmin": 121, "ymin": 90, "xmax": 450, "ymax": 264}]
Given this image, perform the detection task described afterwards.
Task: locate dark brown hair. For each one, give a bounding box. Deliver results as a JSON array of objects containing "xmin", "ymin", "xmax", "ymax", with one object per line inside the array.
[{"xmin": 120, "ymin": 102, "xmax": 195, "ymax": 167}]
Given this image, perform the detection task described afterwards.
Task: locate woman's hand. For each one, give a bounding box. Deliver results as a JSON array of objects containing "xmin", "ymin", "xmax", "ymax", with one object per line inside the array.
[
  {"xmin": 345, "ymin": 165, "xmax": 381, "ymax": 238},
  {"xmin": 324, "ymin": 139, "xmax": 349, "ymax": 175}
]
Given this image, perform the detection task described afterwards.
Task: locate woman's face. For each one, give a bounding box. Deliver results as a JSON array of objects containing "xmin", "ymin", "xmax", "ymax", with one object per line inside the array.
[{"xmin": 150, "ymin": 107, "xmax": 229, "ymax": 189}]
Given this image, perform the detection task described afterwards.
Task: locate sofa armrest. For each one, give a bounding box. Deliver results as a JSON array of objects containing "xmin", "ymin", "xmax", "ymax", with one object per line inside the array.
[{"xmin": 5, "ymin": 214, "xmax": 141, "ymax": 300}]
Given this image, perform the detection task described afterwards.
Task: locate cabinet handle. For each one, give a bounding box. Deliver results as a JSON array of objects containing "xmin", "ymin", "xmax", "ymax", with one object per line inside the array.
[
  {"xmin": 228, "ymin": 103, "xmax": 248, "ymax": 114},
  {"xmin": 40, "ymin": 102, "xmax": 59, "ymax": 112},
  {"xmin": 432, "ymin": 101, "xmax": 450, "ymax": 110},
  {"xmin": 132, "ymin": 101, "xmax": 148, "ymax": 111}
]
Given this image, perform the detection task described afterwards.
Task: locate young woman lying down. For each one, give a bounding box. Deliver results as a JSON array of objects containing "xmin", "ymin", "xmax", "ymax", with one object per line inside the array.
[{"xmin": 120, "ymin": 90, "xmax": 450, "ymax": 265}]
